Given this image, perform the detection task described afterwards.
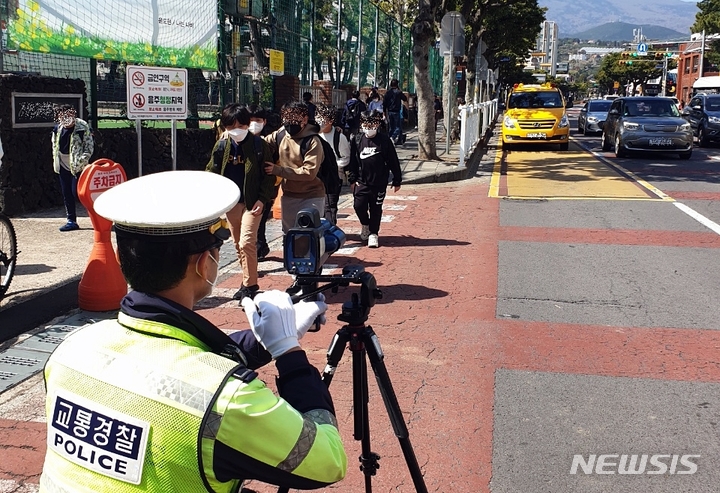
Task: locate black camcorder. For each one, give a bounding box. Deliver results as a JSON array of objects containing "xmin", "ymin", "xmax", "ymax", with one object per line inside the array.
[{"xmin": 284, "ymin": 208, "xmax": 346, "ymax": 276}]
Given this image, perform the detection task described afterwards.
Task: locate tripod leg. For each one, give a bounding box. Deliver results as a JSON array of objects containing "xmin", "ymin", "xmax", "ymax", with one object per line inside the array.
[
  {"xmin": 362, "ymin": 327, "xmax": 429, "ymax": 493},
  {"xmin": 352, "ymin": 338, "xmax": 380, "ymax": 493},
  {"xmin": 322, "ymin": 328, "xmax": 351, "ymax": 385}
]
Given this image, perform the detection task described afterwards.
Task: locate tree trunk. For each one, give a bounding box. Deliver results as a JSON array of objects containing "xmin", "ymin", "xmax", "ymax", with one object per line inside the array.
[
  {"xmin": 411, "ymin": 6, "xmax": 439, "ymax": 160},
  {"xmin": 248, "ymin": 21, "xmax": 269, "ymax": 70}
]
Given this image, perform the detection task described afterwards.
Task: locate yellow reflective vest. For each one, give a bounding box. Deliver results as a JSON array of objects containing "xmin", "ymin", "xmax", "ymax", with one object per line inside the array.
[{"xmin": 40, "ymin": 312, "xmax": 347, "ymax": 492}]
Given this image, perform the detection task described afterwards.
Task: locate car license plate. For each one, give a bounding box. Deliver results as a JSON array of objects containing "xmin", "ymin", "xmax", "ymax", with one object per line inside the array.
[
  {"xmin": 649, "ymin": 137, "xmax": 673, "ymax": 146},
  {"xmin": 526, "ymin": 132, "xmax": 546, "ymax": 139}
]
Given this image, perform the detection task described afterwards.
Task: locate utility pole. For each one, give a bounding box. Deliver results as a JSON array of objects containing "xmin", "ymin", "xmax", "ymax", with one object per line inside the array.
[
  {"xmin": 700, "ymin": 29, "xmax": 706, "ymax": 78},
  {"xmin": 336, "ymin": 0, "xmax": 342, "ymax": 89}
]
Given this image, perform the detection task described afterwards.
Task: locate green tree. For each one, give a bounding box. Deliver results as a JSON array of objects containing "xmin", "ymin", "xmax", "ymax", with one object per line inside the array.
[
  {"xmin": 462, "ymin": 0, "xmax": 545, "ymax": 103},
  {"xmin": 691, "ymin": 0, "xmax": 720, "ymax": 67},
  {"xmin": 597, "ymin": 52, "xmax": 662, "ymax": 95}
]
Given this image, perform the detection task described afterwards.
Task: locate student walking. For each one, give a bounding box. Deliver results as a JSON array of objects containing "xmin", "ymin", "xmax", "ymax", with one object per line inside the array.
[
  {"xmin": 206, "ymin": 103, "xmax": 276, "ymax": 300},
  {"xmin": 346, "ymin": 110, "xmax": 402, "ymax": 248}
]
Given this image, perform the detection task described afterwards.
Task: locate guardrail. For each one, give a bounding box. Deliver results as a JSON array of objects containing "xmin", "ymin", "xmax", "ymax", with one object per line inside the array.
[{"xmin": 458, "ymin": 99, "xmax": 498, "ymax": 167}]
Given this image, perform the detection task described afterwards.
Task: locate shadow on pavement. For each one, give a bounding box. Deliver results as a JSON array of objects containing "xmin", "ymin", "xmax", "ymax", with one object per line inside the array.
[
  {"xmin": 377, "ymin": 235, "xmax": 472, "ymax": 247},
  {"xmin": 375, "ymin": 283, "xmax": 448, "ymax": 303}
]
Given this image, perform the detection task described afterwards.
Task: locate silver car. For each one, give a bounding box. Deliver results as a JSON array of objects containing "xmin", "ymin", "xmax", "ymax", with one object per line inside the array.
[
  {"xmin": 578, "ymin": 99, "xmax": 612, "ymax": 134},
  {"xmin": 601, "ymin": 97, "xmax": 693, "ymax": 159}
]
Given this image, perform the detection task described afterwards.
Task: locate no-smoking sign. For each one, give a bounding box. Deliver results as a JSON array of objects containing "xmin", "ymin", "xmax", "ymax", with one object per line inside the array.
[
  {"xmin": 132, "ymin": 71, "xmax": 145, "ymax": 87},
  {"xmin": 126, "ymin": 65, "xmax": 187, "ymax": 120}
]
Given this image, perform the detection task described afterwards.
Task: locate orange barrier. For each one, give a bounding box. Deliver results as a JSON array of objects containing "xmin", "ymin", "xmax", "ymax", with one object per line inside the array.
[
  {"xmin": 273, "ymin": 185, "xmax": 283, "ymax": 220},
  {"xmin": 76, "ymin": 159, "xmax": 128, "ymax": 311}
]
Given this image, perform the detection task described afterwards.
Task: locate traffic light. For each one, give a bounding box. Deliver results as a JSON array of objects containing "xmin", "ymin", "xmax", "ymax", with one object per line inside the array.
[
  {"xmin": 618, "ymin": 52, "xmax": 634, "ymax": 65},
  {"xmin": 654, "ymin": 52, "xmax": 664, "ymax": 60}
]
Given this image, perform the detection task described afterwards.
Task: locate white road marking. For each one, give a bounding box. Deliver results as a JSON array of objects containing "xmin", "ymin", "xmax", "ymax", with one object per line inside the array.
[
  {"xmin": 339, "ymin": 214, "xmax": 396, "ymax": 223},
  {"xmin": 674, "ymin": 202, "xmax": 720, "ymax": 235},
  {"xmin": 385, "ymin": 195, "xmax": 418, "ymax": 201}
]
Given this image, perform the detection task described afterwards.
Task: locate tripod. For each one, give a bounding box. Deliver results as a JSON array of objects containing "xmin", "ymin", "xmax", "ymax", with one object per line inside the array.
[{"xmin": 277, "ymin": 266, "xmax": 428, "ymax": 493}]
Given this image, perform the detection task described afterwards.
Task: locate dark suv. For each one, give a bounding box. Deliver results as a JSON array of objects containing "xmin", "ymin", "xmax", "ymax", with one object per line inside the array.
[
  {"xmin": 601, "ymin": 97, "xmax": 693, "ymax": 159},
  {"xmin": 682, "ymin": 93, "xmax": 720, "ymax": 146}
]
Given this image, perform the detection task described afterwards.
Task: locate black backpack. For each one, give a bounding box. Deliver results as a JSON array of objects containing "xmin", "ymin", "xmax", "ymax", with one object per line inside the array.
[
  {"xmin": 276, "ymin": 129, "xmax": 341, "ymax": 194},
  {"xmin": 344, "ymin": 100, "xmax": 364, "ymax": 127}
]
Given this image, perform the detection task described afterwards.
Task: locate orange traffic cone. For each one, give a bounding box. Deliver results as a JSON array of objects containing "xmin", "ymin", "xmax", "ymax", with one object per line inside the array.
[{"xmin": 76, "ymin": 159, "xmax": 128, "ymax": 311}]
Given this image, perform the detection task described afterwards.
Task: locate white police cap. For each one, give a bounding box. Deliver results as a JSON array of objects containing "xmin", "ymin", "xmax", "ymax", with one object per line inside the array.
[{"xmin": 94, "ymin": 170, "xmax": 239, "ymax": 243}]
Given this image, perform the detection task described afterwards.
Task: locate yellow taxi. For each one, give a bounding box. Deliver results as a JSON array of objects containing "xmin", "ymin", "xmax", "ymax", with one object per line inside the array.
[{"xmin": 501, "ymin": 83, "xmax": 570, "ymax": 150}]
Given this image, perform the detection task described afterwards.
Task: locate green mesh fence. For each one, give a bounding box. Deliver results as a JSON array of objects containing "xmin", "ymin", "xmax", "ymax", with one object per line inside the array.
[{"xmin": 0, "ymin": 0, "xmax": 417, "ymax": 125}]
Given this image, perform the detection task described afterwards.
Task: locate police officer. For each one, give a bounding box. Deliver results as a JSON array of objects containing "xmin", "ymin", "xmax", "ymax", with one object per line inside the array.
[{"xmin": 40, "ymin": 171, "xmax": 347, "ymax": 492}]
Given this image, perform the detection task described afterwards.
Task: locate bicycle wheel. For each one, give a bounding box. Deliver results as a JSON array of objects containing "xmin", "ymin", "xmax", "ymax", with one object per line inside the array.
[{"xmin": 0, "ymin": 213, "xmax": 17, "ymax": 298}]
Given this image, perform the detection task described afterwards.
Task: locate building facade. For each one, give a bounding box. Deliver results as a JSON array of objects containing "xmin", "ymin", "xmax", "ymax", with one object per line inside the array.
[{"xmin": 677, "ymin": 33, "xmax": 720, "ymax": 103}]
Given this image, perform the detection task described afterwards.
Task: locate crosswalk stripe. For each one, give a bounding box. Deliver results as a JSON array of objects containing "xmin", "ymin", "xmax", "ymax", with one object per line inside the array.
[{"xmin": 340, "ymin": 214, "xmax": 396, "ymax": 223}]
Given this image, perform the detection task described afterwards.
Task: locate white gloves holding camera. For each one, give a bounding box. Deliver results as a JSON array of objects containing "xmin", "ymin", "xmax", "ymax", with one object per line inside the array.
[{"xmin": 241, "ymin": 290, "xmax": 328, "ymax": 359}]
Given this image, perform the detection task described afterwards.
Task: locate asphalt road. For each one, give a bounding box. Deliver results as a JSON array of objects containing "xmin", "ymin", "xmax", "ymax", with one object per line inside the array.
[{"xmin": 3, "ymin": 112, "xmax": 720, "ymax": 492}]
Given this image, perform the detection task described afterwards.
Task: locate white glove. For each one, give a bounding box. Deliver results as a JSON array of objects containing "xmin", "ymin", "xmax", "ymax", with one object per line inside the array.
[
  {"xmin": 242, "ymin": 290, "xmax": 299, "ymax": 359},
  {"xmin": 294, "ymin": 293, "xmax": 328, "ymax": 339}
]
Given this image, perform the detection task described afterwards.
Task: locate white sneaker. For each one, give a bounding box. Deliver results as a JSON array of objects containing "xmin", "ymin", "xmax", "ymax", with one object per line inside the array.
[
  {"xmin": 368, "ymin": 234, "xmax": 379, "ymax": 248},
  {"xmin": 360, "ymin": 225, "xmax": 370, "ymax": 241}
]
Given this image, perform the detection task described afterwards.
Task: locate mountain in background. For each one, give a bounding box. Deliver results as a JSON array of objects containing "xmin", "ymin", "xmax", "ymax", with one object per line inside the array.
[
  {"xmin": 570, "ymin": 22, "xmax": 687, "ymax": 42},
  {"xmin": 538, "ymin": 0, "xmax": 698, "ymax": 38}
]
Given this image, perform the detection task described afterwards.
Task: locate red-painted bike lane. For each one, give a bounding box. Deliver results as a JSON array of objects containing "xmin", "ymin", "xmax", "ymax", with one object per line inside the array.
[{"xmin": 4, "ymin": 172, "xmax": 720, "ymax": 491}]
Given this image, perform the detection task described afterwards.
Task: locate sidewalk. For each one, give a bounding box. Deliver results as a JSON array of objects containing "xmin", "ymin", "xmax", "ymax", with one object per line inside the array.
[{"xmin": 0, "ymin": 124, "xmax": 494, "ymax": 387}]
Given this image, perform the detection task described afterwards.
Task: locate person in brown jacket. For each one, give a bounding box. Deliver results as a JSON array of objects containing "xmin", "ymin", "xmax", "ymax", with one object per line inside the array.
[{"xmin": 263, "ymin": 100, "xmax": 326, "ymax": 234}]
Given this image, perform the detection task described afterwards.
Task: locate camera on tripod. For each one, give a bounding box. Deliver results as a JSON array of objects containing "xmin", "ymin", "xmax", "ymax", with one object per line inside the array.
[
  {"xmin": 277, "ymin": 209, "xmax": 428, "ymax": 493},
  {"xmin": 284, "ymin": 208, "xmax": 345, "ymax": 276}
]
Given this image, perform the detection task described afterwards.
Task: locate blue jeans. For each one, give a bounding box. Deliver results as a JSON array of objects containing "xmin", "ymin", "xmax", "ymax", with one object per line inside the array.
[
  {"xmin": 387, "ymin": 111, "xmax": 402, "ymax": 141},
  {"xmin": 58, "ymin": 166, "xmax": 78, "ymax": 222}
]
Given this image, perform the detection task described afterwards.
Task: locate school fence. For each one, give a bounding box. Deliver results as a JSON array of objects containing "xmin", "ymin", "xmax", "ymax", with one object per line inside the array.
[
  {"xmin": 0, "ymin": 0, "xmax": 434, "ymax": 126},
  {"xmin": 458, "ymin": 99, "xmax": 499, "ymax": 167}
]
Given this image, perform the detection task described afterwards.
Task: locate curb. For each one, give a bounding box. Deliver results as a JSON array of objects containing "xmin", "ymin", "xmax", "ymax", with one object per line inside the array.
[{"xmin": 402, "ymin": 121, "xmax": 498, "ymax": 185}]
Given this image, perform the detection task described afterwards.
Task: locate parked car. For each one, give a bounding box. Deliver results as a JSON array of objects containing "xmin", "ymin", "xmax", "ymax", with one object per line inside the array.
[
  {"xmin": 578, "ymin": 99, "xmax": 612, "ymax": 134},
  {"xmin": 601, "ymin": 96, "xmax": 693, "ymax": 159},
  {"xmin": 681, "ymin": 93, "xmax": 720, "ymax": 146}
]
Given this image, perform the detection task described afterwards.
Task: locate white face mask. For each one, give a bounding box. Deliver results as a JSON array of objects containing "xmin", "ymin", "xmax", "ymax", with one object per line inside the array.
[
  {"xmin": 227, "ymin": 128, "xmax": 248, "ymax": 142},
  {"xmin": 196, "ymin": 251, "xmax": 219, "ymax": 295},
  {"xmin": 364, "ymin": 129, "xmax": 378, "ymax": 138},
  {"xmin": 248, "ymin": 121, "xmax": 265, "ymax": 135}
]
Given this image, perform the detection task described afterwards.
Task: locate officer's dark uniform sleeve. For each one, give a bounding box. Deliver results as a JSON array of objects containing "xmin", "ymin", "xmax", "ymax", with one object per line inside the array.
[{"xmin": 209, "ymin": 350, "xmax": 347, "ymax": 488}]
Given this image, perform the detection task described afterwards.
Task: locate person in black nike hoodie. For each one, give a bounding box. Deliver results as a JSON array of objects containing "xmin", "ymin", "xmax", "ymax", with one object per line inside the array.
[{"xmin": 346, "ymin": 110, "xmax": 402, "ymax": 248}]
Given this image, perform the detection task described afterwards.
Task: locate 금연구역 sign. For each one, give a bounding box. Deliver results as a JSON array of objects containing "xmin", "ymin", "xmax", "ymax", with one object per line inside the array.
[{"xmin": 126, "ymin": 66, "xmax": 187, "ymax": 120}]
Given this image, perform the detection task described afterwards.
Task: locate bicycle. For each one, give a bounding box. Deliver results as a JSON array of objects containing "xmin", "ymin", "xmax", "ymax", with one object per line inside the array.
[{"xmin": 0, "ymin": 209, "xmax": 18, "ymax": 299}]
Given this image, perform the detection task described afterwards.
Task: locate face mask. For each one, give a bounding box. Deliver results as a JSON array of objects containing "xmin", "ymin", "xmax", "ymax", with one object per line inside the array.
[
  {"xmin": 248, "ymin": 121, "xmax": 265, "ymax": 135},
  {"xmin": 196, "ymin": 251, "xmax": 219, "ymax": 295},
  {"xmin": 284, "ymin": 123, "xmax": 302, "ymax": 136},
  {"xmin": 364, "ymin": 129, "xmax": 378, "ymax": 138},
  {"xmin": 227, "ymin": 128, "xmax": 248, "ymax": 142}
]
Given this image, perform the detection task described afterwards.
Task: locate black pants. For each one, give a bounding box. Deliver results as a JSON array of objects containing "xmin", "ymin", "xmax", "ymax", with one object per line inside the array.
[
  {"xmin": 353, "ymin": 183, "xmax": 386, "ymax": 235},
  {"xmin": 324, "ymin": 183, "xmax": 342, "ymax": 225},
  {"xmin": 58, "ymin": 166, "xmax": 78, "ymax": 222}
]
